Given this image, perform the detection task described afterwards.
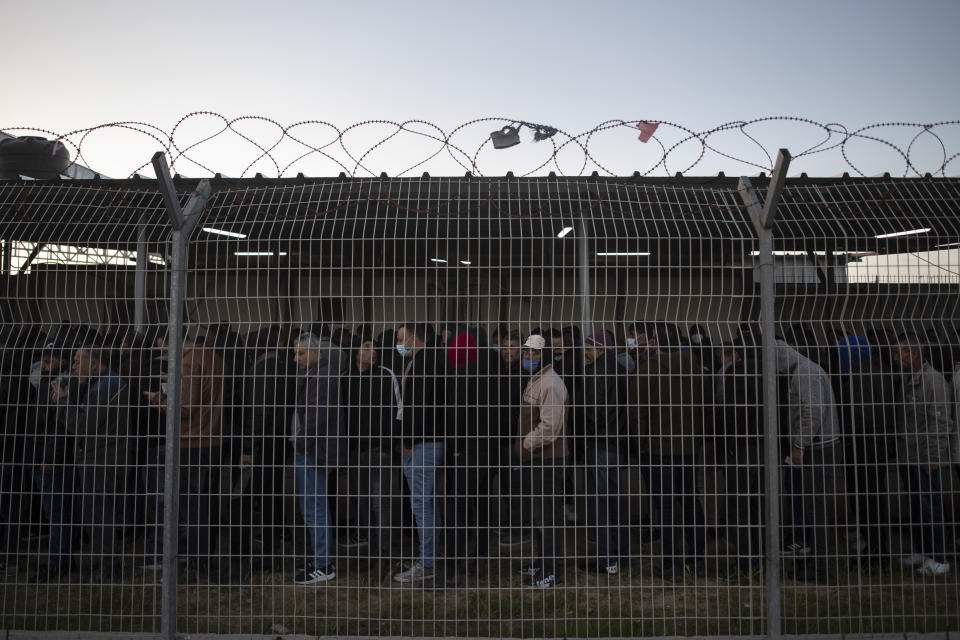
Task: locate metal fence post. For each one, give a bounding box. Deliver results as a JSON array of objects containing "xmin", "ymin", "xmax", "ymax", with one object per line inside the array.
[
  {"xmin": 738, "ymin": 149, "xmax": 791, "ymax": 640},
  {"xmin": 151, "ymin": 152, "xmax": 212, "ymax": 640}
]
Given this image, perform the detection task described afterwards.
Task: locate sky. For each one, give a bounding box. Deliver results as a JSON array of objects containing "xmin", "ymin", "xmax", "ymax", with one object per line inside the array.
[{"xmin": 2, "ymin": 0, "xmax": 959, "ymax": 178}]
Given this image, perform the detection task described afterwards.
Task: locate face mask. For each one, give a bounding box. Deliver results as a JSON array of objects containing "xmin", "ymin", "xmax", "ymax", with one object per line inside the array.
[
  {"xmin": 625, "ymin": 338, "xmax": 637, "ymax": 348},
  {"xmin": 553, "ymin": 355, "xmax": 563, "ymax": 362},
  {"xmin": 617, "ymin": 351, "xmax": 636, "ymax": 374},
  {"xmin": 690, "ymin": 334, "xmax": 703, "ymax": 345},
  {"xmin": 491, "ymin": 345, "xmax": 501, "ymax": 354},
  {"xmin": 396, "ymin": 344, "xmax": 413, "ymax": 358},
  {"xmin": 521, "ymin": 358, "xmax": 540, "ymax": 373}
]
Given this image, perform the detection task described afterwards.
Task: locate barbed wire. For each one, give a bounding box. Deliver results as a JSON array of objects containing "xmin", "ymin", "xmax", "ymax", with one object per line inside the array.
[{"xmin": 3, "ymin": 113, "xmax": 958, "ymax": 179}]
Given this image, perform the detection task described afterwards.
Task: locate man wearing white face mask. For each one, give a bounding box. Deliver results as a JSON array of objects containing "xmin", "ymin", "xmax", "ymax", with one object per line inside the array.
[
  {"xmin": 625, "ymin": 322, "xmax": 656, "ymax": 368},
  {"xmin": 392, "ymin": 323, "xmax": 447, "ymax": 584}
]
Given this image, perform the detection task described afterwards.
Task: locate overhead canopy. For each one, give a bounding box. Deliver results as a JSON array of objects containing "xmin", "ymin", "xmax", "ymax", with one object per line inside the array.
[{"xmin": 0, "ymin": 175, "xmax": 956, "ymax": 270}]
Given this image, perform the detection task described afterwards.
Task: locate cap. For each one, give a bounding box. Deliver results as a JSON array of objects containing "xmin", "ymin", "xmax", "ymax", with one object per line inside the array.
[{"xmin": 522, "ymin": 334, "xmax": 546, "ymax": 350}]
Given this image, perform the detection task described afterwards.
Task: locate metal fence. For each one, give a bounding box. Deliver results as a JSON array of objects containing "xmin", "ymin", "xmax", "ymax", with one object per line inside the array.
[{"xmin": 0, "ymin": 154, "xmax": 958, "ymax": 639}]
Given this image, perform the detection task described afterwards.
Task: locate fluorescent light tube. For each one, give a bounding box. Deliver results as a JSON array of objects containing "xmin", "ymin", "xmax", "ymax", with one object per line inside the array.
[
  {"xmin": 596, "ymin": 252, "xmax": 650, "ymax": 256},
  {"xmin": 557, "ymin": 227, "xmax": 574, "ymax": 238},
  {"xmin": 874, "ymin": 228, "xmax": 930, "ymax": 239},
  {"xmin": 203, "ymin": 227, "xmax": 247, "ymax": 239}
]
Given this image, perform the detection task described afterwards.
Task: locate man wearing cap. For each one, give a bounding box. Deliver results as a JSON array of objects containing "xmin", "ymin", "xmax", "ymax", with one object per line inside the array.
[
  {"xmin": 506, "ymin": 334, "xmax": 569, "ymax": 588},
  {"xmin": 581, "ymin": 331, "xmax": 629, "ymax": 575}
]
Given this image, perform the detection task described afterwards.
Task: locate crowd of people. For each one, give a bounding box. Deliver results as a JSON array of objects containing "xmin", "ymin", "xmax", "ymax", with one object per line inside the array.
[{"xmin": 0, "ymin": 318, "xmax": 957, "ymax": 589}]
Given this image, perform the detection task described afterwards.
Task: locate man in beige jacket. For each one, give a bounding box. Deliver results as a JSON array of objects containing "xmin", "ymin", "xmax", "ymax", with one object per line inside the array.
[{"xmin": 505, "ymin": 334, "xmax": 569, "ymax": 588}]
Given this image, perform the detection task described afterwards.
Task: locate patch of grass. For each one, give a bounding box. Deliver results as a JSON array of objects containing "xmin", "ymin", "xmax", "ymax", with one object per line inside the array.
[{"xmin": 1, "ymin": 562, "xmax": 957, "ymax": 637}]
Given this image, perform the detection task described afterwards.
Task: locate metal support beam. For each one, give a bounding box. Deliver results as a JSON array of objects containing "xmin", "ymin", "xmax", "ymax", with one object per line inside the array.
[
  {"xmin": 16, "ymin": 243, "xmax": 44, "ymax": 275},
  {"xmin": 577, "ymin": 222, "xmax": 592, "ymax": 338},
  {"xmin": 151, "ymin": 152, "xmax": 211, "ymax": 640},
  {"xmin": 738, "ymin": 148, "xmax": 791, "ymax": 640}
]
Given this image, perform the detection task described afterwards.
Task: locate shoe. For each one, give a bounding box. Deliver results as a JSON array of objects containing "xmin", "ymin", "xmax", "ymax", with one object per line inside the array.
[
  {"xmin": 518, "ymin": 564, "xmax": 540, "ymax": 577},
  {"xmin": 392, "ymin": 560, "xmax": 434, "ymax": 583},
  {"xmin": 917, "ymin": 559, "xmax": 950, "ymax": 576},
  {"xmin": 781, "ymin": 542, "xmax": 811, "ymax": 557},
  {"xmin": 563, "ymin": 504, "xmax": 578, "ymax": 523},
  {"xmin": 581, "ymin": 561, "xmax": 619, "ymax": 575},
  {"xmin": 523, "ymin": 572, "xmax": 560, "ymax": 588},
  {"xmin": 293, "ymin": 564, "xmax": 336, "ymax": 585},
  {"xmin": 901, "ymin": 553, "xmax": 929, "ymax": 567},
  {"xmin": 338, "ymin": 531, "xmax": 368, "ymax": 549}
]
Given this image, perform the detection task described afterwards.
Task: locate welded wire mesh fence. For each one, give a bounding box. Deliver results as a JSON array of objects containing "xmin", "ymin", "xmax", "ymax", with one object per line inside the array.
[{"xmin": 0, "ymin": 171, "xmax": 957, "ymax": 639}]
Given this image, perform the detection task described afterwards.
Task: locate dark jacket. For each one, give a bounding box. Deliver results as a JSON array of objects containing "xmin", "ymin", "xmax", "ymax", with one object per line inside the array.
[
  {"xmin": 717, "ymin": 358, "xmax": 763, "ymax": 447},
  {"xmin": 295, "ymin": 356, "xmax": 346, "ymax": 467},
  {"xmin": 582, "ymin": 355, "xmax": 628, "ymax": 448},
  {"xmin": 243, "ymin": 352, "xmax": 298, "ymax": 457},
  {"xmin": 494, "ymin": 360, "xmax": 526, "ymax": 442},
  {"xmin": 58, "ymin": 372, "xmax": 132, "ymax": 463},
  {"xmin": 31, "ymin": 369, "xmax": 73, "ymax": 467},
  {"xmin": 341, "ymin": 361, "xmax": 399, "ymax": 456},
  {"xmin": 446, "ymin": 347, "xmax": 494, "ymax": 464},
  {"xmin": 632, "ymin": 348, "xmax": 707, "ymax": 457},
  {"xmin": 398, "ymin": 343, "xmax": 447, "ymax": 449}
]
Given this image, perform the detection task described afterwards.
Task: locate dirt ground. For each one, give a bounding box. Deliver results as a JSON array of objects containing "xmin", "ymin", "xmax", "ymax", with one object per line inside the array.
[{"xmin": 2, "ymin": 553, "xmax": 957, "ymax": 638}]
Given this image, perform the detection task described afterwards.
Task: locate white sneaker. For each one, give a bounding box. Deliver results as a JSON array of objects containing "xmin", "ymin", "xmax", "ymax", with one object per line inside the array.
[
  {"xmin": 293, "ymin": 564, "xmax": 336, "ymax": 585},
  {"xmin": 392, "ymin": 560, "xmax": 434, "ymax": 583},
  {"xmin": 917, "ymin": 559, "xmax": 950, "ymax": 576},
  {"xmin": 901, "ymin": 553, "xmax": 929, "ymax": 567}
]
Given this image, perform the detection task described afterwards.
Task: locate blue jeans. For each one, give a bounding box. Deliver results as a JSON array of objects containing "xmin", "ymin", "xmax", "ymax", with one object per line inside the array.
[
  {"xmin": 402, "ymin": 442, "xmax": 444, "ymax": 568},
  {"xmin": 294, "ymin": 454, "xmax": 333, "ymax": 569},
  {"xmin": 33, "ymin": 467, "xmax": 75, "ymax": 568},
  {"xmin": 899, "ymin": 465, "xmax": 946, "ymax": 563}
]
